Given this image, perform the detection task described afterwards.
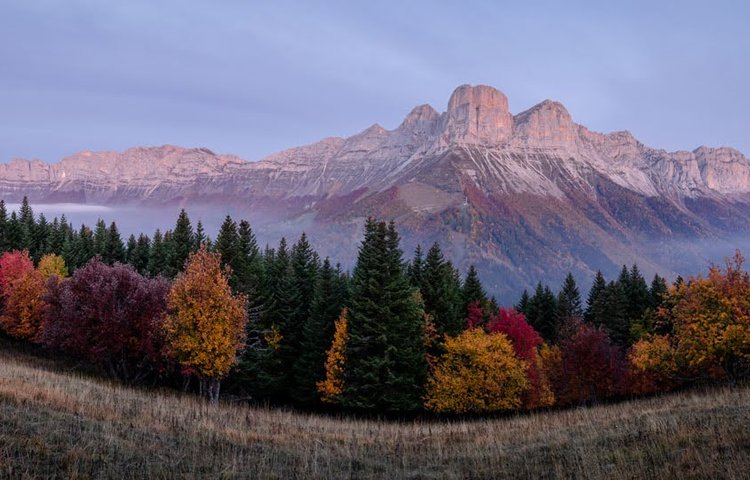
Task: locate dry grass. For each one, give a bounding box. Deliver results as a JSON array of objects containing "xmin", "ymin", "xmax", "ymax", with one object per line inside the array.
[{"xmin": 0, "ymin": 348, "xmax": 749, "ymax": 479}]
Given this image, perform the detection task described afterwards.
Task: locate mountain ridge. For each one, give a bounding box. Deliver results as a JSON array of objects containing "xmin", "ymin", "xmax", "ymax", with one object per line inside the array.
[{"xmin": 2, "ymin": 84, "xmax": 749, "ymax": 300}]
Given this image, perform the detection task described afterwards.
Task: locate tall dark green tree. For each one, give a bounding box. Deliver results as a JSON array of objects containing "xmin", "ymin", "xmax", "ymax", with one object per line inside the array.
[
  {"xmin": 526, "ymin": 282, "xmax": 558, "ymax": 342},
  {"xmin": 125, "ymin": 234, "xmax": 138, "ymax": 263},
  {"xmin": 194, "ymin": 220, "xmax": 208, "ymax": 249},
  {"xmin": 18, "ymin": 196, "xmax": 35, "ymax": 251},
  {"xmin": 166, "ymin": 209, "xmax": 195, "ymax": 277},
  {"xmin": 585, "ymin": 271, "xmax": 607, "ymax": 324},
  {"xmin": 516, "ymin": 289, "xmax": 531, "ymax": 316},
  {"xmin": 147, "ymin": 229, "xmax": 167, "ymax": 276},
  {"xmin": 421, "ymin": 242, "xmax": 462, "ymax": 336},
  {"xmin": 462, "ymin": 265, "xmax": 487, "ymax": 317},
  {"xmin": 131, "ymin": 234, "xmax": 151, "ymax": 275},
  {"xmin": 342, "ymin": 219, "xmax": 427, "ymax": 412},
  {"xmin": 0, "ymin": 200, "xmax": 8, "ymax": 253},
  {"xmin": 235, "ymin": 220, "xmax": 261, "ymax": 296},
  {"xmin": 103, "ymin": 222, "xmax": 126, "ymax": 264},
  {"xmin": 92, "ymin": 219, "xmax": 108, "ymax": 258},
  {"xmin": 649, "ymin": 274, "xmax": 668, "ymax": 310},
  {"xmin": 557, "ymin": 272, "xmax": 583, "ymax": 324},
  {"xmin": 6, "ymin": 211, "xmax": 22, "ymax": 251},
  {"xmin": 214, "ymin": 215, "xmax": 242, "ymax": 286},
  {"xmin": 407, "ymin": 244, "xmax": 424, "ymax": 288},
  {"xmin": 600, "ymin": 280, "xmax": 630, "ymax": 346},
  {"xmin": 625, "ymin": 264, "xmax": 650, "ymax": 321}
]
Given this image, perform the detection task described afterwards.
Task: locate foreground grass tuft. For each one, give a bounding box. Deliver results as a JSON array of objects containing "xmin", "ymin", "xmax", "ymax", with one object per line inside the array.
[{"xmin": 0, "ymin": 349, "xmax": 749, "ymax": 479}]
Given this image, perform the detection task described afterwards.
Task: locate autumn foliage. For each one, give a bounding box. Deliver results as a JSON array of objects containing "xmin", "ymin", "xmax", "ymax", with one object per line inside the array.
[
  {"xmin": 163, "ymin": 246, "xmax": 247, "ymax": 402},
  {"xmin": 39, "ymin": 260, "xmax": 170, "ymax": 382},
  {"xmin": 425, "ymin": 328, "xmax": 528, "ymax": 413},
  {"xmin": 317, "ymin": 307, "xmax": 348, "ymax": 404}
]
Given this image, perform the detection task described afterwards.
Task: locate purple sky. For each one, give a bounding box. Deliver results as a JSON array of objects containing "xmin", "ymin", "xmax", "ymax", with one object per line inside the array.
[{"xmin": 1, "ymin": 0, "xmax": 748, "ymax": 163}]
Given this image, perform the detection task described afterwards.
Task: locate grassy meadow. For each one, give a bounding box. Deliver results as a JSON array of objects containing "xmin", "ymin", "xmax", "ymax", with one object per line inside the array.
[{"xmin": 0, "ymin": 347, "xmax": 748, "ymax": 479}]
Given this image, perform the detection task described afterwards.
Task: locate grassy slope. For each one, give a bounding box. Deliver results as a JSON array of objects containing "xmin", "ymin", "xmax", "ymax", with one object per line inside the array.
[{"xmin": 0, "ymin": 348, "xmax": 749, "ymax": 479}]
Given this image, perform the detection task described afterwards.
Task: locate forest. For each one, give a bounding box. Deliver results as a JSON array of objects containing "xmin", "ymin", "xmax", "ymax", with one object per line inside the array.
[{"xmin": 0, "ymin": 196, "xmax": 748, "ymax": 413}]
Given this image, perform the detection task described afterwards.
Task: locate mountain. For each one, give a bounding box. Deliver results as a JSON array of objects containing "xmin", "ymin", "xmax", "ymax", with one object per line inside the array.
[{"xmin": 3, "ymin": 84, "xmax": 750, "ymax": 301}]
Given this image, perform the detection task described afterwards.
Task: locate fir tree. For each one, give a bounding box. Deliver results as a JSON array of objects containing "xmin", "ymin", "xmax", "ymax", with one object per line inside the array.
[
  {"xmin": 600, "ymin": 280, "xmax": 630, "ymax": 346},
  {"xmin": 194, "ymin": 220, "xmax": 207, "ymax": 249},
  {"xmin": 462, "ymin": 265, "xmax": 487, "ymax": 317},
  {"xmin": 516, "ymin": 289, "xmax": 531, "ymax": 316},
  {"xmin": 235, "ymin": 220, "xmax": 261, "ymax": 296},
  {"xmin": 18, "ymin": 196, "xmax": 35, "ymax": 251},
  {"xmin": 166, "ymin": 209, "xmax": 195, "ymax": 277},
  {"xmin": 557, "ymin": 272, "xmax": 583, "ymax": 323},
  {"xmin": 585, "ymin": 271, "xmax": 607, "ymax": 324},
  {"xmin": 342, "ymin": 219, "xmax": 427, "ymax": 411},
  {"xmin": 407, "ymin": 244, "xmax": 424, "ymax": 288},
  {"xmin": 422, "ymin": 242, "xmax": 462, "ymax": 336},
  {"xmin": 148, "ymin": 229, "xmax": 167, "ymax": 276},
  {"xmin": 31, "ymin": 213, "xmax": 51, "ymax": 261},
  {"xmin": 649, "ymin": 274, "xmax": 668, "ymax": 310},
  {"xmin": 92, "ymin": 219, "xmax": 108, "ymax": 258},
  {"xmin": 0, "ymin": 200, "xmax": 8, "ymax": 253},
  {"xmin": 104, "ymin": 222, "xmax": 126, "ymax": 264},
  {"xmin": 132, "ymin": 234, "xmax": 151, "ymax": 275},
  {"xmin": 526, "ymin": 282, "xmax": 558, "ymax": 342}
]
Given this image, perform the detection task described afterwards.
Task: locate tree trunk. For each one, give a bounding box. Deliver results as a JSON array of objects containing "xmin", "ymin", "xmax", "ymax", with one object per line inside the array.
[{"xmin": 207, "ymin": 377, "xmax": 221, "ymax": 405}]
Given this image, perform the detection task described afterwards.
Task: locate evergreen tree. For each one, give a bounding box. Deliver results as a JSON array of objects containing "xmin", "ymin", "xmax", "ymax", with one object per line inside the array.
[
  {"xmin": 18, "ymin": 196, "xmax": 35, "ymax": 251},
  {"xmin": 148, "ymin": 229, "xmax": 167, "ymax": 276},
  {"xmin": 516, "ymin": 289, "xmax": 531, "ymax": 316},
  {"xmin": 92, "ymin": 219, "xmax": 108, "ymax": 258},
  {"xmin": 104, "ymin": 222, "xmax": 126, "ymax": 264},
  {"xmin": 600, "ymin": 280, "xmax": 630, "ymax": 346},
  {"xmin": 649, "ymin": 274, "xmax": 668, "ymax": 310},
  {"xmin": 125, "ymin": 234, "xmax": 138, "ymax": 263},
  {"xmin": 47, "ymin": 217, "xmax": 66, "ymax": 254},
  {"xmin": 557, "ymin": 272, "xmax": 583, "ymax": 324},
  {"xmin": 421, "ymin": 242, "xmax": 462, "ymax": 336},
  {"xmin": 6, "ymin": 211, "xmax": 22, "ymax": 251},
  {"xmin": 625, "ymin": 264, "xmax": 650, "ymax": 323},
  {"xmin": 166, "ymin": 209, "xmax": 195, "ymax": 277},
  {"xmin": 235, "ymin": 220, "xmax": 261, "ymax": 296},
  {"xmin": 194, "ymin": 220, "xmax": 207, "ymax": 249},
  {"xmin": 526, "ymin": 282, "xmax": 558, "ymax": 343},
  {"xmin": 31, "ymin": 213, "xmax": 51, "ymax": 261},
  {"xmin": 407, "ymin": 244, "xmax": 424, "ymax": 288},
  {"xmin": 0, "ymin": 200, "xmax": 8, "ymax": 253},
  {"xmin": 292, "ymin": 257, "xmax": 345, "ymax": 404},
  {"xmin": 585, "ymin": 271, "xmax": 607, "ymax": 324},
  {"xmin": 462, "ymin": 265, "xmax": 487, "ymax": 317},
  {"xmin": 131, "ymin": 234, "xmax": 151, "ymax": 275},
  {"xmin": 214, "ymin": 215, "xmax": 241, "ymax": 286},
  {"xmin": 342, "ymin": 219, "xmax": 427, "ymax": 411}
]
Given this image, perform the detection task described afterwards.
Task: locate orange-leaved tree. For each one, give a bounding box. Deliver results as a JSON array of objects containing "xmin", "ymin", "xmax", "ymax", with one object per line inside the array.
[
  {"xmin": 0, "ymin": 250, "xmax": 34, "ymax": 296},
  {"xmin": 317, "ymin": 307, "xmax": 348, "ymax": 404},
  {"xmin": 163, "ymin": 245, "xmax": 248, "ymax": 404},
  {"xmin": 0, "ymin": 268, "xmax": 46, "ymax": 340},
  {"xmin": 424, "ymin": 328, "xmax": 528, "ymax": 414},
  {"xmin": 628, "ymin": 334, "xmax": 679, "ymax": 394},
  {"xmin": 658, "ymin": 251, "xmax": 750, "ymax": 382}
]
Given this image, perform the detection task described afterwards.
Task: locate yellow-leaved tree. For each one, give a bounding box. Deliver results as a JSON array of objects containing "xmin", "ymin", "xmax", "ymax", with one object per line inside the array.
[
  {"xmin": 317, "ymin": 307, "xmax": 348, "ymax": 404},
  {"xmin": 425, "ymin": 328, "xmax": 528, "ymax": 414},
  {"xmin": 37, "ymin": 253, "xmax": 68, "ymax": 281},
  {"xmin": 163, "ymin": 245, "xmax": 248, "ymax": 404}
]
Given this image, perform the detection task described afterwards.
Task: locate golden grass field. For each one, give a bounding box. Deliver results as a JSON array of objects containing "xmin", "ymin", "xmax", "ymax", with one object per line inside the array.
[{"xmin": 0, "ymin": 347, "xmax": 748, "ymax": 479}]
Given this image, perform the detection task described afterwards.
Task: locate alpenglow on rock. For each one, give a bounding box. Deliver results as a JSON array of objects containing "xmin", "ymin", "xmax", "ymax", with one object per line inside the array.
[{"xmin": 3, "ymin": 84, "xmax": 750, "ymax": 301}]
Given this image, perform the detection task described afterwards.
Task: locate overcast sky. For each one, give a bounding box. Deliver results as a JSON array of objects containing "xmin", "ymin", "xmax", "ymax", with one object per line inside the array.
[{"xmin": 1, "ymin": 0, "xmax": 748, "ymax": 163}]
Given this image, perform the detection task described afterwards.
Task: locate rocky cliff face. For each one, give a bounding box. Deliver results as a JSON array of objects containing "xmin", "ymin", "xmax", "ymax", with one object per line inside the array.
[{"xmin": 3, "ymin": 85, "xmax": 750, "ymax": 300}]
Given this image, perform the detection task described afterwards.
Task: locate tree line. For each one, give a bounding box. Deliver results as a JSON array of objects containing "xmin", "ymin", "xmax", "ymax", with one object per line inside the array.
[{"xmin": 0, "ymin": 197, "xmax": 748, "ymax": 412}]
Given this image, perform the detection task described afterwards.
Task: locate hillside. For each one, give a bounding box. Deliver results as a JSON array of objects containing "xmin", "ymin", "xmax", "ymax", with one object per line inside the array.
[
  {"xmin": 1, "ymin": 347, "xmax": 748, "ymax": 479},
  {"xmin": 4, "ymin": 85, "xmax": 750, "ymax": 299}
]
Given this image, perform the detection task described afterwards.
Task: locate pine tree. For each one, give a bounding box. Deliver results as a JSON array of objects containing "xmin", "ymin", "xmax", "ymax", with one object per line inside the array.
[
  {"xmin": 166, "ymin": 209, "xmax": 195, "ymax": 277},
  {"xmin": 6, "ymin": 211, "xmax": 22, "ymax": 251},
  {"xmin": 462, "ymin": 264, "xmax": 487, "ymax": 318},
  {"xmin": 125, "ymin": 234, "xmax": 138, "ymax": 263},
  {"xmin": 516, "ymin": 289, "xmax": 531, "ymax": 316},
  {"xmin": 104, "ymin": 222, "xmax": 126, "ymax": 264},
  {"xmin": 557, "ymin": 272, "xmax": 583, "ymax": 324},
  {"xmin": 92, "ymin": 219, "xmax": 108, "ymax": 258},
  {"xmin": 280, "ymin": 233, "xmax": 319, "ymax": 399},
  {"xmin": 649, "ymin": 274, "xmax": 668, "ymax": 310},
  {"xmin": 214, "ymin": 215, "xmax": 241, "ymax": 286},
  {"xmin": 18, "ymin": 196, "xmax": 35, "ymax": 251},
  {"xmin": 47, "ymin": 217, "xmax": 66, "ymax": 255},
  {"xmin": 129, "ymin": 234, "xmax": 150, "ymax": 275},
  {"xmin": 194, "ymin": 220, "xmax": 207, "ymax": 249},
  {"xmin": 421, "ymin": 242, "xmax": 462, "ymax": 336},
  {"xmin": 600, "ymin": 280, "xmax": 630, "ymax": 346},
  {"xmin": 31, "ymin": 213, "xmax": 51, "ymax": 261},
  {"xmin": 526, "ymin": 283, "xmax": 558, "ymax": 343},
  {"xmin": 341, "ymin": 219, "xmax": 427, "ymax": 411},
  {"xmin": 585, "ymin": 271, "xmax": 607, "ymax": 324},
  {"xmin": 235, "ymin": 220, "xmax": 261, "ymax": 296},
  {"xmin": 626, "ymin": 264, "xmax": 650, "ymax": 321},
  {"xmin": 148, "ymin": 229, "xmax": 167, "ymax": 276},
  {"xmin": 0, "ymin": 200, "xmax": 8, "ymax": 253},
  {"xmin": 407, "ymin": 244, "xmax": 424, "ymax": 288},
  {"xmin": 292, "ymin": 257, "xmax": 347, "ymax": 404}
]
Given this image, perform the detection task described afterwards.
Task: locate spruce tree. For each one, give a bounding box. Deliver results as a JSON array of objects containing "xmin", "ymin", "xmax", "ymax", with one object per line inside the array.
[
  {"xmin": 92, "ymin": 219, "xmax": 108, "ymax": 258},
  {"xmin": 194, "ymin": 220, "xmax": 207, "ymax": 249},
  {"xmin": 0, "ymin": 200, "xmax": 8, "ymax": 253},
  {"xmin": 148, "ymin": 229, "xmax": 167, "ymax": 276},
  {"xmin": 407, "ymin": 244, "xmax": 424, "ymax": 288},
  {"xmin": 422, "ymin": 242, "xmax": 462, "ymax": 336},
  {"xmin": 626, "ymin": 264, "xmax": 650, "ymax": 321},
  {"xmin": 557, "ymin": 272, "xmax": 583, "ymax": 323},
  {"xmin": 516, "ymin": 289, "xmax": 531, "ymax": 316},
  {"xmin": 342, "ymin": 219, "xmax": 427, "ymax": 412},
  {"xmin": 31, "ymin": 213, "xmax": 51, "ymax": 261},
  {"xmin": 236, "ymin": 220, "xmax": 261, "ymax": 296},
  {"xmin": 600, "ymin": 280, "xmax": 630, "ymax": 346},
  {"xmin": 292, "ymin": 257, "xmax": 346, "ymax": 404},
  {"xmin": 125, "ymin": 234, "xmax": 138, "ymax": 263},
  {"xmin": 131, "ymin": 234, "xmax": 151, "ymax": 275},
  {"xmin": 526, "ymin": 283, "xmax": 558, "ymax": 342},
  {"xmin": 462, "ymin": 265, "xmax": 487, "ymax": 318},
  {"xmin": 649, "ymin": 274, "xmax": 668, "ymax": 310},
  {"xmin": 6, "ymin": 211, "xmax": 22, "ymax": 251},
  {"xmin": 585, "ymin": 271, "xmax": 607, "ymax": 324},
  {"xmin": 167, "ymin": 209, "xmax": 195, "ymax": 277},
  {"xmin": 18, "ymin": 196, "xmax": 35, "ymax": 251},
  {"xmin": 214, "ymin": 215, "xmax": 241, "ymax": 287},
  {"xmin": 104, "ymin": 222, "xmax": 126, "ymax": 264}
]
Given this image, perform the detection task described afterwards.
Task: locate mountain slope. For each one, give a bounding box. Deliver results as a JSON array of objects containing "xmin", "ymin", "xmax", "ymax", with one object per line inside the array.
[{"xmin": 3, "ymin": 85, "xmax": 750, "ymax": 300}]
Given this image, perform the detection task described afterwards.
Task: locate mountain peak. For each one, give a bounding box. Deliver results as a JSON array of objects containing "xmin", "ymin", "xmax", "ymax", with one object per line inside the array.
[
  {"xmin": 442, "ymin": 84, "xmax": 513, "ymax": 146},
  {"xmin": 513, "ymin": 99, "xmax": 575, "ymax": 148},
  {"xmin": 398, "ymin": 104, "xmax": 440, "ymax": 134}
]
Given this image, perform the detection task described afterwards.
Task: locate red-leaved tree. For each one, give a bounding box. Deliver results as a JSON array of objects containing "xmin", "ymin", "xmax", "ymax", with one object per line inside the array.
[
  {"xmin": 0, "ymin": 250, "xmax": 34, "ymax": 296},
  {"xmin": 40, "ymin": 259, "xmax": 170, "ymax": 383},
  {"xmin": 488, "ymin": 308, "xmax": 555, "ymax": 408},
  {"xmin": 466, "ymin": 300, "xmax": 484, "ymax": 330},
  {"xmin": 552, "ymin": 320, "xmax": 627, "ymax": 406}
]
